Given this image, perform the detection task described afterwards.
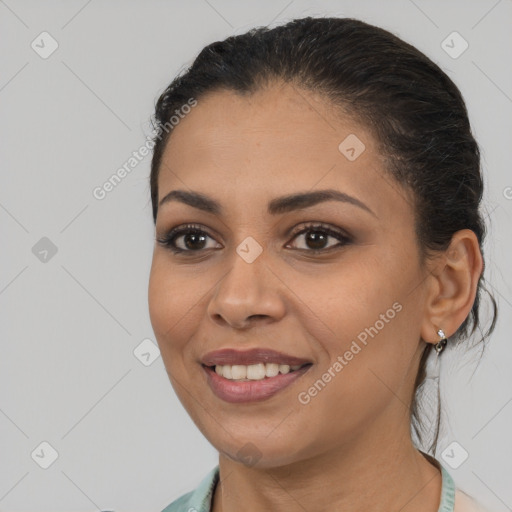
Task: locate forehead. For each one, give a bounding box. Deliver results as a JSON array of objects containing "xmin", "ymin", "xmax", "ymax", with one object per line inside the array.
[
  {"xmin": 157, "ymin": 83, "xmax": 412, "ymax": 222},
  {"xmin": 164, "ymin": 82, "xmax": 363, "ymax": 156}
]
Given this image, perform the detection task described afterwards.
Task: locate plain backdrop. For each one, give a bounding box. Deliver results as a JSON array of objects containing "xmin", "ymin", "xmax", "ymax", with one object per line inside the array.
[{"xmin": 1, "ymin": 0, "xmax": 511, "ymax": 510}]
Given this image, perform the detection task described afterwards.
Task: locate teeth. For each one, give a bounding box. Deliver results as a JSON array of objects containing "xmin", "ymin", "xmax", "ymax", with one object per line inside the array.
[
  {"xmin": 223, "ymin": 364, "xmax": 232, "ymax": 379},
  {"xmin": 265, "ymin": 363, "xmax": 279, "ymax": 377},
  {"xmin": 213, "ymin": 363, "xmax": 303, "ymax": 380},
  {"xmin": 279, "ymin": 364, "xmax": 290, "ymax": 374},
  {"xmin": 247, "ymin": 363, "xmax": 266, "ymax": 380},
  {"xmin": 231, "ymin": 365, "xmax": 247, "ymax": 380}
]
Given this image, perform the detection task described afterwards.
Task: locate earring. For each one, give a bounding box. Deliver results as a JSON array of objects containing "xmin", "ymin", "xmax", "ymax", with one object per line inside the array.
[{"xmin": 434, "ymin": 328, "xmax": 448, "ymax": 355}]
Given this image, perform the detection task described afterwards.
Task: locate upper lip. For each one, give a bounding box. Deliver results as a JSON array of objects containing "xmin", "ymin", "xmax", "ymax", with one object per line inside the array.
[{"xmin": 201, "ymin": 348, "xmax": 313, "ymax": 367}]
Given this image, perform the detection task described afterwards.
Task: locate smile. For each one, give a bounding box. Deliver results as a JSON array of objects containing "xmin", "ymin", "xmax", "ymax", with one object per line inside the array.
[{"xmin": 202, "ymin": 363, "xmax": 312, "ymax": 403}]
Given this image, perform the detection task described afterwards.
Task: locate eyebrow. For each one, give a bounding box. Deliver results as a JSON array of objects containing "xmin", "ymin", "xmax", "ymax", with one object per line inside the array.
[{"xmin": 158, "ymin": 189, "xmax": 376, "ymax": 217}]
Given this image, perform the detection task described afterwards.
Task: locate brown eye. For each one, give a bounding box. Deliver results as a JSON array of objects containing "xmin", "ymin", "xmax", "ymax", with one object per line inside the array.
[
  {"xmin": 287, "ymin": 223, "xmax": 351, "ymax": 252},
  {"xmin": 157, "ymin": 224, "xmax": 220, "ymax": 253},
  {"xmin": 176, "ymin": 231, "xmax": 209, "ymax": 251}
]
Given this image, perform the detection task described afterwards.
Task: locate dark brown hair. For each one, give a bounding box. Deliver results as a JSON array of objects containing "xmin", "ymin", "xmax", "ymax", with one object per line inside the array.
[{"xmin": 149, "ymin": 16, "xmax": 498, "ymax": 456}]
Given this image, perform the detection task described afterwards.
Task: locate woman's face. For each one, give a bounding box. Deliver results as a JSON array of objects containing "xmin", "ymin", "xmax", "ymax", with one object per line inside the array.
[{"xmin": 148, "ymin": 83, "xmax": 433, "ymax": 467}]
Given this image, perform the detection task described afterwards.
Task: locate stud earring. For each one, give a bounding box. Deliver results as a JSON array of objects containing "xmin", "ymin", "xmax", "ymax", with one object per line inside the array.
[{"xmin": 434, "ymin": 328, "xmax": 448, "ymax": 355}]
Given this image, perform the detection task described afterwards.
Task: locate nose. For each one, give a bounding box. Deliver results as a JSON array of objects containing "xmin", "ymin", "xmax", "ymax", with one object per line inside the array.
[{"xmin": 206, "ymin": 249, "xmax": 286, "ymax": 330}]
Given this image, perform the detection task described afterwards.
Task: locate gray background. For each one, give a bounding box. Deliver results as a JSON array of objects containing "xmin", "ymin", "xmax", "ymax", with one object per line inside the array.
[{"xmin": 1, "ymin": 0, "xmax": 511, "ymax": 510}]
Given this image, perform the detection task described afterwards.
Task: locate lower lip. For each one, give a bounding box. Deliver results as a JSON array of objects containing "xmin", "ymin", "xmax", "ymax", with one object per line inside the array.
[{"xmin": 203, "ymin": 364, "xmax": 312, "ymax": 403}]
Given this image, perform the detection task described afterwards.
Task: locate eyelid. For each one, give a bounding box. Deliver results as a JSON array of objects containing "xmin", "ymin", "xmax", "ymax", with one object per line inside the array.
[
  {"xmin": 287, "ymin": 222, "xmax": 351, "ymax": 240},
  {"xmin": 156, "ymin": 222, "xmax": 221, "ymax": 241}
]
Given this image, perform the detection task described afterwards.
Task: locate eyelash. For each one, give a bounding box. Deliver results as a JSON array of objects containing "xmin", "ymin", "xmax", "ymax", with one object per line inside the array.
[{"xmin": 156, "ymin": 222, "xmax": 352, "ymax": 255}]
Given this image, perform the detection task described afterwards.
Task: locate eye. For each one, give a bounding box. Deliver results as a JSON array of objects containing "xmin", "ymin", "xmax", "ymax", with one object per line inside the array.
[
  {"xmin": 156, "ymin": 222, "xmax": 352, "ymax": 255},
  {"xmin": 156, "ymin": 224, "xmax": 220, "ymax": 253},
  {"xmin": 286, "ymin": 222, "xmax": 351, "ymax": 252}
]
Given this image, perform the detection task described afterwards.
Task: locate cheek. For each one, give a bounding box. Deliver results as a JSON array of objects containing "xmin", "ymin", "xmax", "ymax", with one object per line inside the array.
[
  {"xmin": 284, "ymin": 252, "xmax": 398, "ymax": 343},
  {"xmin": 289, "ymin": 250, "xmax": 420, "ymax": 399},
  {"xmin": 147, "ymin": 255, "xmax": 200, "ymax": 357}
]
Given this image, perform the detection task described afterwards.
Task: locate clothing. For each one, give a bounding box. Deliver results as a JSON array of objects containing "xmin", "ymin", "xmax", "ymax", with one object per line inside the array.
[{"xmin": 162, "ymin": 461, "xmax": 490, "ymax": 512}]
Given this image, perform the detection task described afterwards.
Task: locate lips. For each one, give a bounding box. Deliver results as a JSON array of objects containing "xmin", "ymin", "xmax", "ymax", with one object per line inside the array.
[
  {"xmin": 201, "ymin": 348, "xmax": 313, "ymax": 367},
  {"xmin": 203, "ymin": 363, "xmax": 312, "ymax": 403}
]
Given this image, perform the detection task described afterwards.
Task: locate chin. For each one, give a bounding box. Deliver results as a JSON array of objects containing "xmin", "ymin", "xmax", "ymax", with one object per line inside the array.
[{"xmin": 214, "ymin": 433, "xmax": 306, "ymax": 469}]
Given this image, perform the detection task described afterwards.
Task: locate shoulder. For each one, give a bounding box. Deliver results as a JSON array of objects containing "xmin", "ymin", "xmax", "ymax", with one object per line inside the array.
[
  {"xmin": 160, "ymin": 466, "xmax": 219, "ymax": 512},
  {"xmin": 454, "ymin": 488, "xmax": 494, "ymax": 512}
]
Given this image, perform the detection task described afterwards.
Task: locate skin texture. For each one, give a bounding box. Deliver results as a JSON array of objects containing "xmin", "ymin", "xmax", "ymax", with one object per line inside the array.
[{"xmin": 148, "ymin": 82, "xmax": 483, "ymax": 512}]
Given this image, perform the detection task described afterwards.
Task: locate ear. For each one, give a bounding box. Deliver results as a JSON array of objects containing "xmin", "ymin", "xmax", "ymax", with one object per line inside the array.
[{"xmin": 420, "ymin": 229, "xmax": 483, "ymax": 344}]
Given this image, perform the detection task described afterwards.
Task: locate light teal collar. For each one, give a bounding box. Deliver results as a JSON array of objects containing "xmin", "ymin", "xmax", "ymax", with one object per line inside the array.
[
  {"xmin": 439, "ymin": 463, "xmax": 457, "ymax": 511},
  {"xmin": 162, "ymin": 459, "xmax": 456, "ymax": 512},
  {"xmin": 161, "ymin": 466, "xmax": 219, "ymax": 512}
]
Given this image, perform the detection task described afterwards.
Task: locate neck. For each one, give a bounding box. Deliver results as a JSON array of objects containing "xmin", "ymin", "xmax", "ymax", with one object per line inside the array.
[{"xmin": 211, "ymin": 413, "xmax": 442, "ymax": 512}]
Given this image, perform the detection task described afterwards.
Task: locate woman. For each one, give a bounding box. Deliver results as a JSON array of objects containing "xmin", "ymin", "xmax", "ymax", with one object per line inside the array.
[{"xmin": 147, "ymin": 16, "xmax": 498, "ymax": 512}]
